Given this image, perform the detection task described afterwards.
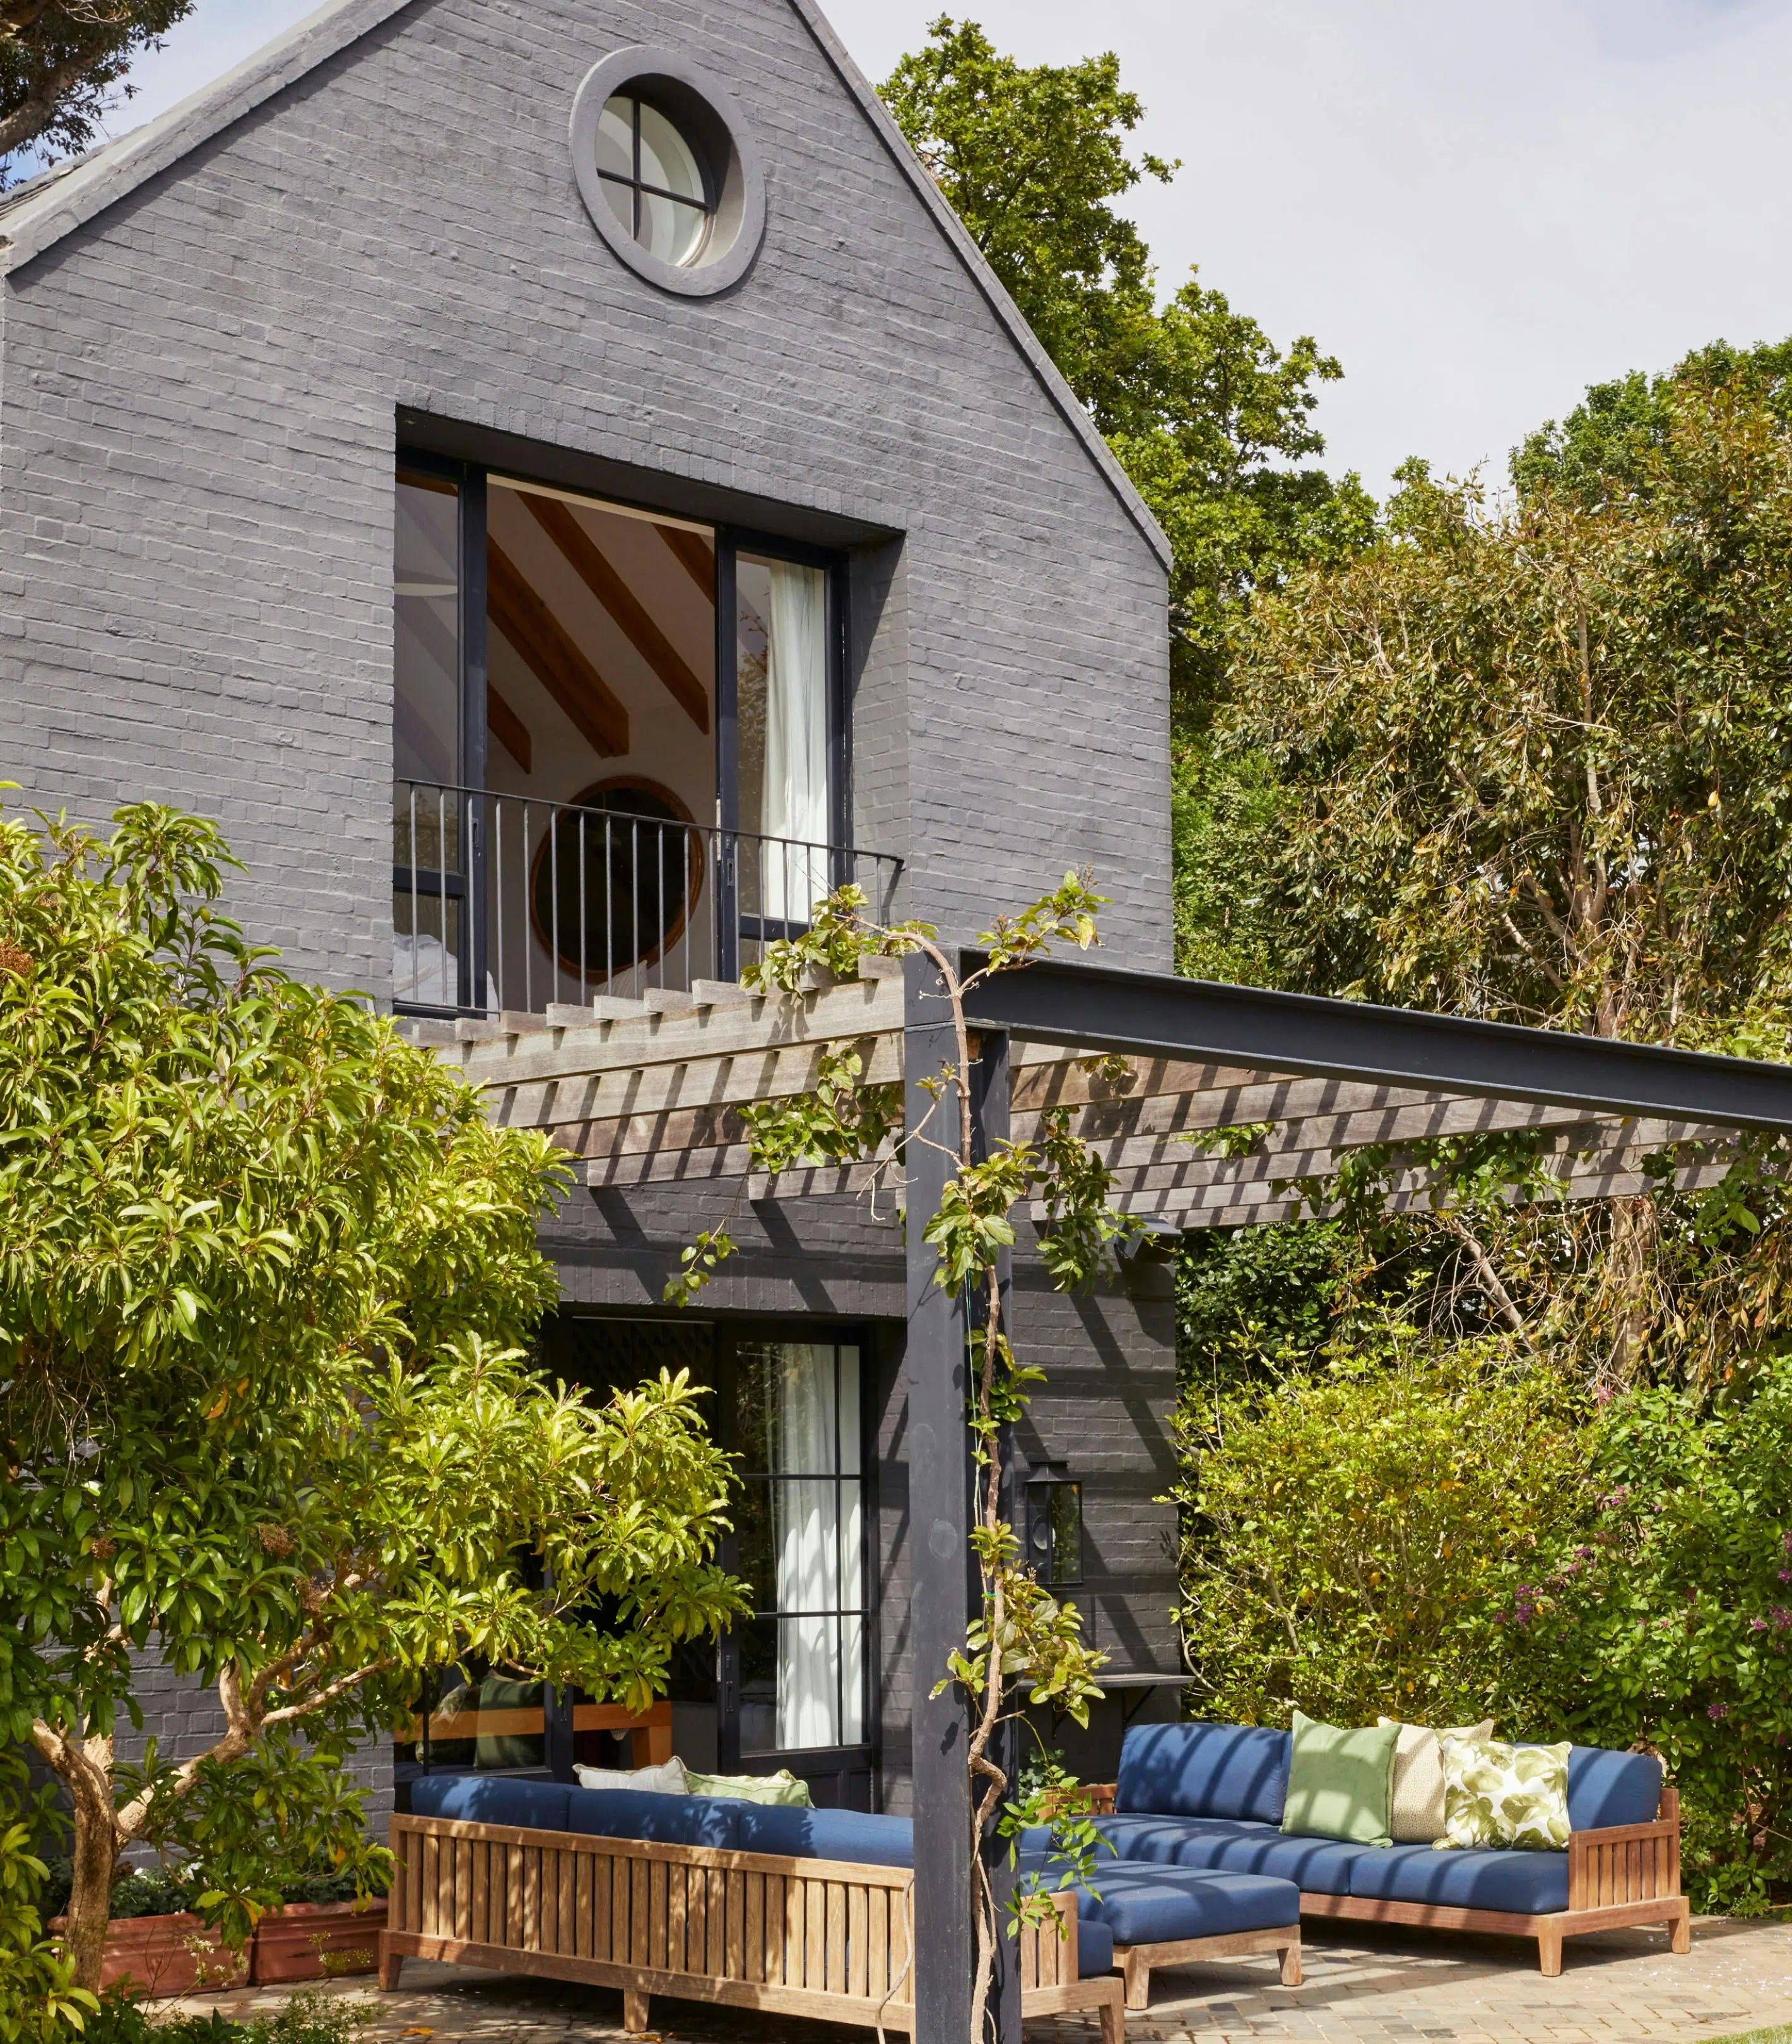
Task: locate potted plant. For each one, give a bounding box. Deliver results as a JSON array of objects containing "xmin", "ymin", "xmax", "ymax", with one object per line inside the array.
[
  {"xmin": 250, "ymin": 1867, "xmax": 390, "ymax": 1985},
  {"xmin": 44, "ymin": 1863, "xmax": 247, "ymax": 1998}
]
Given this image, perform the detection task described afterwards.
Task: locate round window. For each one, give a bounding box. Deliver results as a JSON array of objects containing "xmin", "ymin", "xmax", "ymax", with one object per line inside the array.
[
  {"xmin": 528, "ymin": 780, "xmax": 704, "ymax": 983},
  {"xmin": 571, "ymin": 49, "xmax": 766, "ymax": 297}
]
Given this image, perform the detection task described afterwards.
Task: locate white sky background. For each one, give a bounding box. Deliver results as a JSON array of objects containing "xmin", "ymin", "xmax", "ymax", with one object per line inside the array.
[{"xmin": 96, "ymin": 0, "xmax": 1792, "ymax": 500}]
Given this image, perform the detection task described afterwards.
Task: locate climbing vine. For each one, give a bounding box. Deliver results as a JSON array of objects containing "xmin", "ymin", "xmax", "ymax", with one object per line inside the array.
[{"xmin": 666, "ymin": 878, "xmax": 1131, "ymax": 2043}]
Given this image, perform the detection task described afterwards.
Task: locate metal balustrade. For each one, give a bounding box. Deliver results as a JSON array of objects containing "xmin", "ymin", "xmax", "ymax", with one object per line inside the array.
[{"xmin": 392, "ymin": 780, "xmax": 903, "ymax": 1018}]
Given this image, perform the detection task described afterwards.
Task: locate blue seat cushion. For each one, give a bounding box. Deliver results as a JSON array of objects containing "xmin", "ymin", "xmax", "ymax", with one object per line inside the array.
[
  {"xmin": 733, "ymin": 1803, "xmax": 914, "ymax": 1869},
  {"xmin": 1348, "ymin": 1843, "xmax": 1567, "ymax": 1915},
  {"xmin": 1565, "ymin": 1747, "xmax": 1661, "ymax": 1832},
  {"xmin": 1116, "ymin": 1723, "xmax": 1290, "ymax": 1824},
  {"xmin": 567, "ymin": 1787, "xmax": 741, "ymax": 1850},
  {"xmin": 1076, "ymin": 1918, "xmax": 1114, "ymax": 1977},
  {"xmin": 1019, "ymin": 1859, "xmax": 1299, "ymax": 1945},
  {"xmin": 1192, "ymin": 1826, "xmax": 1379, "ymax": 1896},
  {"xmin": 410, "ymin": 1775, "xmax": 571, "ymax": 1832},
  {"xmin": 1086, "ymin": 1813, "xmax": 1278, "ymax": 1869}
]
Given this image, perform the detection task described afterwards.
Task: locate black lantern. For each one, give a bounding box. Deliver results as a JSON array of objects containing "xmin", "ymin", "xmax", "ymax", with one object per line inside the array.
[{"xmin": 1023, "ymin": 1460, "xmax": 1083, "ymax": 1587}]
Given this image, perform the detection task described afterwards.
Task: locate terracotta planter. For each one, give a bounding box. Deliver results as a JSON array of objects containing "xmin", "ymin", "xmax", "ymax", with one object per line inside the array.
[
  {"xmin": 49, "ymin": 1912, "xmax": 248, "ymax": 1998},
  {"xmin": 249, "ymin": 1899, "xmax": 387, "ymax": 1984}
]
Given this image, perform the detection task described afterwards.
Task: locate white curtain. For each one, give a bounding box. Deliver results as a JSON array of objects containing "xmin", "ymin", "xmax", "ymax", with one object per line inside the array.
[
  {"xmin": 773, "ymin": 1343, "xmax": 863, "ymax": 1750},
  {"xmin": 762, "ymin": 563, "xmax": 829, "ymax": 923}
]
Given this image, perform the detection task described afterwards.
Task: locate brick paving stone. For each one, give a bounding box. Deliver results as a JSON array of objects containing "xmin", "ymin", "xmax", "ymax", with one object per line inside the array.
[{"xmin": 160, "ymin": 1918, "xmax": 1792, "ymax": 2044}]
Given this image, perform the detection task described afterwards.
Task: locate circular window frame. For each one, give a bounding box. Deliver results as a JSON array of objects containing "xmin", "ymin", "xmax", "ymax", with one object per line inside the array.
[
  {"xmin": 570, "ymin": 47, "xmax": 765, "ymax": 297},
  {"xmin": 526, "ymin": 776, "xmax": 706, "ymax": 984}
]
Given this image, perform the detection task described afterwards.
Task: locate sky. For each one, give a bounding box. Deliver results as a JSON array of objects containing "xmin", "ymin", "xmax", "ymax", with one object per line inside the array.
[{"xmin": 71, "ymin": 0, "xmax": 1792, "ymax": 500}]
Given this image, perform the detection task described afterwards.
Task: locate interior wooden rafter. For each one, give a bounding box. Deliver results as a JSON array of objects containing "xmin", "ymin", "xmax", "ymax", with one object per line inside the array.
[
  {"xmin": 521, "ymin": 491, "xmax": 712, "ymax": 735},
  {"xmin": 486, "ymin": 539, "xmax": 630, "ymax": 757}
]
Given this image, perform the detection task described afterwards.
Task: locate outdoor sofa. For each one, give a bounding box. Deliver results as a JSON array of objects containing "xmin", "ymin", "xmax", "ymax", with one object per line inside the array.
[
  {"xmin": 1068, "ymin": 1722, "xmax": 1690, "ymax": 1979},
  {"xmin": 379, "ymin": 1775, "xmax": 1128, "ymax": 2038}
]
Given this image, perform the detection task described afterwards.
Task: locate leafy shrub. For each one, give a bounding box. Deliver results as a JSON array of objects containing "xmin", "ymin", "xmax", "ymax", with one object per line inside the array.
[
  {"xmin": 1503, "ymin": 1361, "xmax": 1792, "ymax": 1911},
  {"xmin": 76, "ymin": 1988, "xmax": 364, "ymax": 2044},
  {"xmin": 0, "ymin": 1761, "xmax": 91, "ymax": 2044},
  {"xmin": 1172, "ymin": 1340, "xmax": 1593, "ymax": 1727}
]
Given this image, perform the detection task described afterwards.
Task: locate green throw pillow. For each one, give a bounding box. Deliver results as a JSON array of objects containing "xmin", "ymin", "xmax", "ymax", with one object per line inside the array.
[
  {"xmin": 684, "ymin": 1767, "xmax": 813, "ymax": 1808},
  {"xmin": 1280, "ymin": 1711, "xmax": 1399, "ymax": 1847},
  {"xmin": 1436, "ymin": 1736, "xmax": 1571, "ymax": 1851}
]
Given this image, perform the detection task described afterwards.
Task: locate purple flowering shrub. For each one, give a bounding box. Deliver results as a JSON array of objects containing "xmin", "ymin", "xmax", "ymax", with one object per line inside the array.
[{"xmin": 1502, "ymin": 1360, "xmax": 1792, "ymax": 1913}]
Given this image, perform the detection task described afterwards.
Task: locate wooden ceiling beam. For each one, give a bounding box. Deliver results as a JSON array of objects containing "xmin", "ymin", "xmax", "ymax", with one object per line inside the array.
[
  {"xmin": 523, "ymin": 493, "xmax": 711, "ymax": 734},
  {"xmin": 487, "ymin": 539, "xmax": 630, "ymax": 757},
  {"xmin": 660, "ymin": 523, "xmax": 717, "ymax": 602},
  {"xmin": 486, "ymin": 684, "xmax": 532, "ymax": 773}
]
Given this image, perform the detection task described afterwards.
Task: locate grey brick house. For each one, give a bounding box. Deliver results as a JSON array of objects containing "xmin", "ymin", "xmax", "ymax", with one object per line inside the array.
[{"xmin": 0, "ymin": 0, "xmax": 1177, "ymax": 1818}]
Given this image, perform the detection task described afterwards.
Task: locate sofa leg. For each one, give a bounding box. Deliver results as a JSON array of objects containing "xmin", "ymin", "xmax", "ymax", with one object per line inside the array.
[
  {"xmin": 377, "ymin": 1942, "xmax": 402, "ymax": 1992},
  {"xmin": 623, "ymin": 1985, "xmax": 650, "ymax": 2035},
  {"xmin": 1536, "ymin": 1928, "xmax": 1563, "ymax": 1977},
  {"xmin": 1098, "ymin": 1984, "xmax": 1126, "ymax": 2044},
  {"xmin": 1670, "ymin": 1902, "xmax": 1692, "ymax": 1956},
  {"xmin": 1279, "ymin": 1937, "xmax": 1302, "ymax": 1987},
  {"xmin": 1122, "ymin": 1949, "xmax": 1152, "ymax": 2011}
]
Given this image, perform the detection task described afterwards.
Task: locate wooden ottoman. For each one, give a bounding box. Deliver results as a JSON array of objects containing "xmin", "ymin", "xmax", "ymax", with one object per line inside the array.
[{"xmin": 1023, "ymin": 1860, "xmax": 1302, "ymax": 2011}]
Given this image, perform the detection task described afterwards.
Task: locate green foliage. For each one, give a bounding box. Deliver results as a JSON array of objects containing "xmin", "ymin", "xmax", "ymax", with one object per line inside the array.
[
  {"xmin": 880, "ymin": 18, "xmax": 1374, "ymax": 710},
  {"xmin": 1512, "ymin": 336, "xmax": 1792, "ymax": 507},
  {"xmin": 73, "ymin": 1987, "xmax": 365, "ymax": 2044},
  {"xmin": 1177, "ymin": 1224, "xmax": 1351, "ymax": 1390},
  {"xmin": 1229, "ymin": 384, "xmax": 1792, "ymax": 1047},
  {"xmin": 0, "ymin": 1761, "xmax": 91, "ymax": 2044},
  {"xmin": 1172, "ymin": 1343, "xmax": 1592, "ymax": 1729},
  {"xmin": 0, "ymin": 1, "xmax": 193, "ymax": 182},
  {"xmin": 1504, "ymin": 1362, "xmax": 1792, "ymax": 1912},
  {"xmin": 0, "ymin": 797, "xmax": 745, "ymax": 1989}
]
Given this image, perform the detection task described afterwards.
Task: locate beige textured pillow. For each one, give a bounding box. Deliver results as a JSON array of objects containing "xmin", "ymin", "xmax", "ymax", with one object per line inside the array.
[{"xmin": 1378, "ymin": 1718, "xmax": 1495, "ymax": 1843}]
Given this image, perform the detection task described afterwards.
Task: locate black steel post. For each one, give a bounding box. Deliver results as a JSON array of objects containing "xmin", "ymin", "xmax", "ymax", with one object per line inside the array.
[
  {"xmin": 905, "ymin": 952, "xmax": 975, "ymax": 2044},
  {"xmin": 970, "ymin": 1030, "xmax": 1020, "ymax": 2044}
]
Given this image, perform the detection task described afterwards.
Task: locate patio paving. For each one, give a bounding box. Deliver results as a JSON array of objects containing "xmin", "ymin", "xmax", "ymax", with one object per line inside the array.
[{"xmin": 165, "ymin": 1917, "xmax": 1792, "ymax": 2044}]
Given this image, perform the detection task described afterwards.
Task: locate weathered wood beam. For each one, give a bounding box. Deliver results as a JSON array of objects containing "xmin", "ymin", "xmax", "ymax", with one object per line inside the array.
[
  {"xmin": 523, "ymin": 493, "xmax": 710, "ymax": 735},
  {"xmin": 453, "ymin": 972, "xmax": 903, "ymax": 1088},
  {"xmin": 487, "ymin": 539, "xmax": 630, "ymax": 756}
]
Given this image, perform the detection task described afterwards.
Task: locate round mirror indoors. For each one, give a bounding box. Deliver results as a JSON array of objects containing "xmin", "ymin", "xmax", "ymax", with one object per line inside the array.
[{"xmin": 528, "ymin": 780, "xmax": 703, "ymax": 984}]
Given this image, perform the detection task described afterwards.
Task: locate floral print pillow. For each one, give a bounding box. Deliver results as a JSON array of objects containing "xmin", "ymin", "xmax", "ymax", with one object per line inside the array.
[{"xmin": 1436, "ymin": 1735, "xmax": 1572, "ymax": 1851}]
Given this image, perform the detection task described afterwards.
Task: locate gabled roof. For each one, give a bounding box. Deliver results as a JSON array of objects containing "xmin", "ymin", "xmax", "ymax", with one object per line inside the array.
[{"xmin": 0, "ymin": 0, "xmax": 1171, "ymax": 571}]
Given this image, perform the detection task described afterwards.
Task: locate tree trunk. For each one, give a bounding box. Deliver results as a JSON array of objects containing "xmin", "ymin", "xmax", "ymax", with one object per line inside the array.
[
  {"xmin": 30, "ymin": 1721, "xmax": 120, "ymax": 1995},
  {"xmin": 62, "ymin": 1779, "xmax": 121, "ymax": 1994}
]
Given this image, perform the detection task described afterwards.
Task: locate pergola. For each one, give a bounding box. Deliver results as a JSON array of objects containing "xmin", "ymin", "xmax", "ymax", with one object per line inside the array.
[{"xmin": 412, "ymin": 950, "xmax": 1792, "ymax": 2044}]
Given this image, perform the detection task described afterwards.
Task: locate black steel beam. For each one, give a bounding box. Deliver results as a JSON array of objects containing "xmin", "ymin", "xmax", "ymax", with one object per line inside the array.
[
  {"xmin": 905, "ymin": 954, "xmax": 976, "ymax": 2044},
  {"xmin": 960, "ymin": 954, "xmax": 1792, "ymax": 1136}
]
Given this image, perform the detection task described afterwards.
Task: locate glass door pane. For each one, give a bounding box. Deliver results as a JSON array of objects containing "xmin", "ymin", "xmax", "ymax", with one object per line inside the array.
[
  {"xmin": 735, "ymin": 1339, "xmax": 865, "ymax": 1754},
  {"xmin": 734, "ymin": 555, "xmax": 829, "ymax": 929}
]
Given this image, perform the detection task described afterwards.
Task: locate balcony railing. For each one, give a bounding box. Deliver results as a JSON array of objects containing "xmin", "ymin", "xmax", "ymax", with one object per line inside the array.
[{"xmin": 392, "ymin": 780, "xmax": 904, "ymax": 1018}]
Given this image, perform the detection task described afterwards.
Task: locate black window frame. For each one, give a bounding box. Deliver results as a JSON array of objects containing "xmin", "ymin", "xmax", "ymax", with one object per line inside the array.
[{"xmin": 390, "ymin": 451, "xmax": 852, "ymax": 1009}]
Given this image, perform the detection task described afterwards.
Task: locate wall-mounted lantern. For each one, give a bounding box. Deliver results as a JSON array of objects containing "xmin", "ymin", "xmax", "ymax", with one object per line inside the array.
[{"xmin": 1024, "ymin": 1460, "xmax": 1083, "ymax": 1587}]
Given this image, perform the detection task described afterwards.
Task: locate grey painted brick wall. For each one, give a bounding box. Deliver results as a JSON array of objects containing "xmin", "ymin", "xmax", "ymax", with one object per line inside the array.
[{"xmin": 0, "ymin": 0, "xmax": 1169, "ymax": 980}]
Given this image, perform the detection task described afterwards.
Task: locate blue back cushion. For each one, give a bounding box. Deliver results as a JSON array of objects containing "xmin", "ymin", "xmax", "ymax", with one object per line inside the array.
[
  {"xmin": 1565, "ymin": 1746, "xmax": 1661, "ymax": 1831},
  {"xmin": 1116, "ymin": 1723, "xmax": 1290, "ymax": 1824},
  {"xmin": 567, "ymin": 1787, "xmax": 742, "ymax": 1850},
  {"xmin": 410, "ymin": 1775, "xmax": 571, "ymax": 1833},
  {"xmin": 733, "ymin": 1804, "xmax": 914, "ymax": 1868}
]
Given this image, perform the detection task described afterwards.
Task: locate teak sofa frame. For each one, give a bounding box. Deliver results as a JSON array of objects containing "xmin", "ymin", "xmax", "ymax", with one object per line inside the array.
[
  {"xmin": 1082, "ymin": 1782, "xmax": 1690, "ymax": 1978},
  {"xmin": 380, "ymin": 1812, "xmax": 1124, "ymax": 2040}
]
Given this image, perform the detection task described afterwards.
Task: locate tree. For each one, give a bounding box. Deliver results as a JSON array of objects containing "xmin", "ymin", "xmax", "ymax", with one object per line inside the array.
[
  {"xmin": 0, "ymin": 799, "xmax": 745, "ymax": 1992},
  {"xmin": 1171, "ymin": 1339, "xmax": 1591, "ymax": 1729},
  {"xmin": 880, "ymin": 16, "xmax": 1374, "ymax": 714},
  {"xmin": 0, "ymin": 1, "xmax": 192, "ymax": 183}
]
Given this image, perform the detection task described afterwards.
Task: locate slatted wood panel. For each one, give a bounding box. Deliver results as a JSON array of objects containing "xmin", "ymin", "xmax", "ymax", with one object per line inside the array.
[
  {"xmin": 386, "ymin": 1815, "xmax": 914, "ymax": 2022},
  {"xmin": 1568, "ymin": 1816, "xmax": 1682, "ymax": 1911}
]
